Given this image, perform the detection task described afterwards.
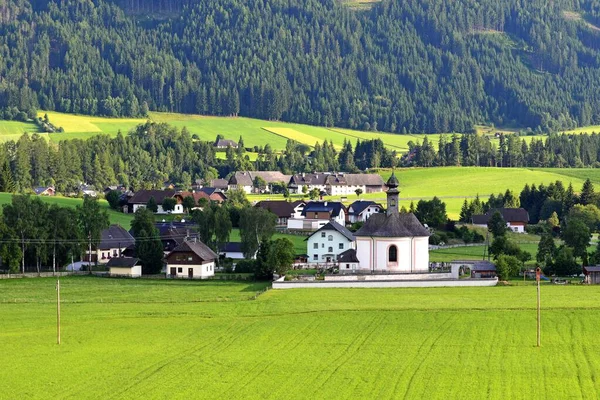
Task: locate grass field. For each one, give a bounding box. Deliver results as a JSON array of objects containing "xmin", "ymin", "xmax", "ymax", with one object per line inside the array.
[
  {"xmin": 247, "ymin": 167, "xmax": 598, "ymax": 219},
  {"xmin": 0, "ymin": 193, "xmax": 133, "ymax": 228},
  {"xmin": 2, "ymin": 276, "xmax": 600, "ymax": 398},
  {"xmin": 230, "ymin": 228, "xmax": 307, "ymax": 255}
]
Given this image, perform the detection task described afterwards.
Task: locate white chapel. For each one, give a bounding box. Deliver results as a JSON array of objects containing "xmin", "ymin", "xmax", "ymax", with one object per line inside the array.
[{"xmin": 354, "ymin": 171, "xmax": 430, "ymax": 272}]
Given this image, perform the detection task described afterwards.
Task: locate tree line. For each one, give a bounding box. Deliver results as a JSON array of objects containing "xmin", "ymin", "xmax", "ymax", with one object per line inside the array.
[
  {"xmin": 407, "ymin": 132, "xmax": 600, "ymax": 168},
  {"xmin": 3, "ymin": 0, "xmax": 600, "ymax": 133}
]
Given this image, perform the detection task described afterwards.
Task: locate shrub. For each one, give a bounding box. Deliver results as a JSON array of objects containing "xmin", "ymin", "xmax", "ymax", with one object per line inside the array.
[{"xmin": 234, "ymin": 259, "xmax": 256, "ymax": 273}]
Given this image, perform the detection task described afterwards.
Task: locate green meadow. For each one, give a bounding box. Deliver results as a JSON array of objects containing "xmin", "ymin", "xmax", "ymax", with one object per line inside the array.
[{"xmin": 2, "ymin": 276, "xmax": 600, "ymax": 399}]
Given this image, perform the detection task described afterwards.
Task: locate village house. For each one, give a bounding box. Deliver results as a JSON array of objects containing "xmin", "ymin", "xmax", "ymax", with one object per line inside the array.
[
  {"xmin": 33, "ymin": 186, "xmax": 55, "ymax": 196},
  {"xmin": 287, "ymin": 201, "xmax": 346, "ymax": 231},
  {"xmin": 127, "ymin": 189, "xmax": 178, "ymax": 214},
  {"xmin": 337, "ymin": 249, "xmax": 360, "ymax": 272},
  {"xmin": 214, "ymin": 138, "xmax": 238, "ymax": 149},
  {"xmin": 347, "ymin": 200, "xmax": 383, "ymax": 223},
  {"xmin": 107, "ymin": 257, "xmax": 142, "ymax": 278},
  {"xmin": 354, "ymin": 172, "xmax": 430, "ymax": 272},
  {"xmin": 228, "ymin": 171, "xmax": 291, "ymax": 194},
  {"xmin": 255, "ymin": 200, "xmax": 305, "ymax": 226},
  {"xmin": 86, "ymin": 224, "xmax": 135, "ymax": 264},
  {"xmin": 79, "ymin": 184, "xmax": 97, "ymax": 197},
  {"xmin": 472, "ymin": 208, "xmax": 530, "ymax": 233},
  {"xmin": 287, "ymin": 172, "xmax": 385, "ymax": 195},
  {"xmin": 306, "ymin": 221, "xmax": 355, "ymax": 265},
  {"xmin": 165, "ymin": 239, "xmax": 217, "ymax": 279},
  {"xmin": 153, "ymin": 221, "xmax": 199, "ymax": 254},
  {"xmin": 173, "ymin": 188, "xmax": 227, "ymax": 208}
]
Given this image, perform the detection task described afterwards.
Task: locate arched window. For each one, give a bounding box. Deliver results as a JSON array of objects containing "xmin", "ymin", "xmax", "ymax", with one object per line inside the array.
[
  {"xmin": 328, "ymin": 235, "xmax": 333, "ymax": 241},
  {"xmin": 328, "ymin": 247, "xmax": 333, "ymax": 253},
  {"xmin": 389, "ymin": 245, "xmax": 398, "ymax": 262}
]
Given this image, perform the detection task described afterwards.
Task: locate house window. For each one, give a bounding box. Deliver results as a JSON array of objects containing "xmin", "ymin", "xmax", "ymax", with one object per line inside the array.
[
  {"xmin": 313, "ymin": 255, "xmax": 318, "ymax": 261},
  {"xmin": 328, "ymin": 235, "xmax": 333, "ymax": 241},
  {"xmin": 177, "ymin": 267, "xmax": 183, "ymax": 273},
  {"xmin": 321, "ymin": 232, "xmax": 326, "ymax": 238},
  {"xmin": 322, "ymin": 244, "xmax": 324, "ymax": 248},
  {"xmin": 328, "ymin": 247, "xmax": 333, "ymax": 253},
  {"xmin": 346, "ymin": 264, "xmax": 350, "ymax": 269},
  {"xmin": 188, "ymin": 256, "xmax": 193, "ymax": 261},
  {"xmin": 339, "ymin": 243, "xmax": 344, "ymax": 250},
  {"xmin": 313, "ymin": 243, "xmax": 318, "ymax": 249},
  {"xmin": 389, "ymin": 245, "xmax": 398, "ymax": 263}
]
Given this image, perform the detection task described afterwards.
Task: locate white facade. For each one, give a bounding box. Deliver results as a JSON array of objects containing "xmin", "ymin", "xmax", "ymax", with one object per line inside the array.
[
  {"xmin": 473, "ymin": 222, "xmax": 525, "ymax": 233},
  {"xmin": 287, "ymin": 209, "xmax": 346, "ymax": 231},
  {"xmin": 109, "ymin": 265, "xmax": 142, "ymax": 278},
  {"xmin": 329, "ymin": 184, "xmax": 367, "ymax": 196},
  {"xmin": 349, "ymin": 205, "xmax": 382, "ymax": 223},
  {"xmin": 307, "ymin": 230, "xmax": 355, "ymax": 264},
  {"xmin": 355, "ymin": 236, "xmax": 429, "ymax": 272},
  {"xmin": 167, "ymin": 262, "xmax": 215, "ymax": 279},
  {"xmin": 132, "ymin": 203, "xmax": 184, "ymax": 214}
]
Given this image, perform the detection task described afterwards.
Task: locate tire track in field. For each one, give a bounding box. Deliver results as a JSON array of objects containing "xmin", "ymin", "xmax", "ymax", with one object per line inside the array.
[
  {"xmin": 311, "ymin": 313, "xmax": 385, "ymax": 394},
  {"xmin": 104, "ymin": 319, "xmax": 257, "ymax": 399},
  {"xmin": 218, "ymin": 316, "xmax": 326, "ymax": 398},
  {"xmin": 392, "ymin": 314, "xmax": 454, "ymax": 399},
  {"xmin": 570, "ymin": 313, "xmax": 592, "ymax": 399}
]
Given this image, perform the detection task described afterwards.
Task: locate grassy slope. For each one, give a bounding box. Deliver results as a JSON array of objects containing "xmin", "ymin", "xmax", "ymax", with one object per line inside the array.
[
  {"xmin": 0, "ymin": 193, "xmax": 133, "ymax": 228},
  {"xmin": 2, "ymin": 277, "xmax": 600, "ymax": 398},
  {"xmin": 230, "ymin": 228, "xmax": 307, "ymax": 255}
]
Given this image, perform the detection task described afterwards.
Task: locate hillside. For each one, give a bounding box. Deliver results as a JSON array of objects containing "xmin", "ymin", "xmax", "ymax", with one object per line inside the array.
[{"xmin": 3, "ymin": 0, "xmax": 600, "ymax": 133}]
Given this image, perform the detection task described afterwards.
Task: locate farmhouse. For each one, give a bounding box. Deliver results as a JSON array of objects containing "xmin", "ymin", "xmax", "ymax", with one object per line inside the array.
[
  {"xmin": 255, "ymin": 200, "xmax": 305, "ymax": 226},
  {"xmin": 107, "ymin": 257, "xmax": 141, "ymax": 278},
  {"xmin": 154, "ymin": 221, "xmax": 199, "ymax": 253},
  {"xmin": 354, "ymin": 172, "xmax": 430, "ymax": 272},
  {"xmin": 287, "ymin": 201, "xmax": 346, "ymax": 231},
  {"xmin": 173, "ymin": 189, "xmax": 226, "ymax": 207},
  {"xmin": 127, "ymin": 190, "xmax": 177, "ymax": 214},
  {"xmin": 307, "ymin": 221, "xmax": 355, "ymax": 265},
  {"xmin": 209, "ymin": 178, "xmax": 229, "ymax": 191},
  {"xmin": 287, "ymin": 172, "xmax": 385, "ymax": 195},
  {"xmin": 33, "ymin": 186, "xmax": 55, "ymax": 196},
  {"xmin": 166, "ymin": 239, "xmax": 217, "ymax": 279},
  {"xmin": 472, "ymin": 208, "xmax": 530, "ymax": 233},
  {"xmin": 347, "ymin": 200, "xmax": 383, "ymax": 223},
  {"xmin": 214, "ymin": 138, "xmax": 238, "ymax": 149},
  {"xmin": 228, "ymin": 171, "xmax": 291, "ymax": 193},
  {"xmin": 86, "ymin": 224, "xmax": 135, "ymax": 264}
]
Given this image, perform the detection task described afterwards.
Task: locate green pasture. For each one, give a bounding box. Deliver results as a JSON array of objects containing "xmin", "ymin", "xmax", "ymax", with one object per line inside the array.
[
  {"xmin": 2, "ymin": 277, "xmax": 600, "ymax": 398},
  {"xmin": 0, "ymin": 193, "xmax": 133, "ymax": 228},
  {"xmin": 230, "ymin": 228, "xmax": 307, "ymax": 255}
]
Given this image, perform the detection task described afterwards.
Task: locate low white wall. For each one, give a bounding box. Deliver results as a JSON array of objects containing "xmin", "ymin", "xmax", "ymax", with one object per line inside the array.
[
  {"xmin": 325, "ymin": 272, "xmax": 454, "ymax": 281},
  {"xmin": 273, "ymin": 276, "xmax": 498, "ymax": 289}
]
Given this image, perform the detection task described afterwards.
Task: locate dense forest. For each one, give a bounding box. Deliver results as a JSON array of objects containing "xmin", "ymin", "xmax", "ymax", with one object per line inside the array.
[{"xmin": 3, "ymin": 0, "xmax": 600, "ymax": 133}]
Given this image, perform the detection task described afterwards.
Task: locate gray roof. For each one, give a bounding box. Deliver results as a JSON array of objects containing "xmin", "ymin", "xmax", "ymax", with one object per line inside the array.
[
  {"xmin": 215, "ymin": 139, "xmax": 238, "ymax": 147},
  {"xmin": 34, "ymin": 186, "xmax": 53, "ymax": 195},
  {"xmin": 354, "ymin": 213, "xmax": 430, "ymax": 238},
  {"xmin": 472, "ymin": 208, "xmax": 529, "ymax": 224},
  {"xmin": 107, "ymin": 257, "xmax": 140, "ymax": 268},
  {"xmin": 308, "ymin": 221, "xmax": 354, "ymax": 241},
  {"xmin": 99, "ymin": 225, "xmax": 135, "ymax": 250},
  {"xmin": 169, "ymin": 240, "xmax": 218, "ymax": 262},
  {"xmin": 289, "ymin": 173, "xmax": 384, "ymax": 187},
  {"xmin": 470, "ymin": 261, "xmax": 496, "ymax": 271},
  {"xmin": 230, "ymin": 171, "xmax": 291, "ymax": 187},
  {"xmin": 584, "ymin": 266, "xmax": 600, "ymax": 273},
  {"xmin": 337, "ymin": 249, "xmax": 359, "ymax": 263},
  {"xmin": 128, "ymin": 189, "xmax": 176, "ymax": 205},
  {"xmin": 348, "ymin": 200, "xmax": 382, "ymax": 216}
]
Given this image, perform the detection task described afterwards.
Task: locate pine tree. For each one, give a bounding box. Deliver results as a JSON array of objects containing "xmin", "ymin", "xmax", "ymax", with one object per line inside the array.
[{"xmin": 580, "ymin": 179, "xmax": 595, "ymax": 205}]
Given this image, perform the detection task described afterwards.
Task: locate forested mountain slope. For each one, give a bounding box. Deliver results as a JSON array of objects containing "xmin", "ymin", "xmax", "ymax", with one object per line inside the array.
[{"xmin": 2, "ymin": 0, "xmax": 600, "ymax": 133}]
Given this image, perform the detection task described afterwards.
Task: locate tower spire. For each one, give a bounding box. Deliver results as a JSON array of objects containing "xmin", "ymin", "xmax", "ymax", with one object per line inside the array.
[{"xmin": 386, "ymin": 169, "xmax": 399, "ymax": 216}]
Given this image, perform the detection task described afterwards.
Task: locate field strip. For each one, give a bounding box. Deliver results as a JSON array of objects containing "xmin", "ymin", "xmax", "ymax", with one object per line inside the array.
[
  {"xmin": 262, "ymin": 127, "xmax": 328, "ymax": 148},
  {"xmin": 327, "ymin": 128, "xmax": 409, "ymax": 150}
]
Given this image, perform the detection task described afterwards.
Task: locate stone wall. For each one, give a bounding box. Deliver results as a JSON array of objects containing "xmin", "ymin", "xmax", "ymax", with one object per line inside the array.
[{"xmin": 273, "ymin": 276, "xmax": 498, "ymax": 289}]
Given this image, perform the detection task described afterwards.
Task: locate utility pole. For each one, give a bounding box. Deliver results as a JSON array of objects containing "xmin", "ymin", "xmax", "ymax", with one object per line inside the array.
[
  {"xmin": 536, "ymin": 267, "xmax": 541, "ymax": 347},
  {"xmin": 88, "ymin": 232, "xmax": 92, "ymax": 274},
  {"xmin": 56, "ymin": 279, "xmax": 61, "ymax": 345}
]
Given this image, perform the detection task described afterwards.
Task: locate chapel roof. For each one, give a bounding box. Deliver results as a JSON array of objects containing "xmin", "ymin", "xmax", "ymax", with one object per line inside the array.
[{"xmin": 354, "ymin": 212, "xmax": 430, "ymax": 238}]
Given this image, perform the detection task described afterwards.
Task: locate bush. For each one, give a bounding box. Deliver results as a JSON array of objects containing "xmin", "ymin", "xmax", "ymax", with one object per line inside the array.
[
  {"xmin": 429, "ymin": 233, "xmax": 442, "ymax": 245},
  {"xmin": 234, "ymin": 259, "xmax": 256, "ymax": 273}
]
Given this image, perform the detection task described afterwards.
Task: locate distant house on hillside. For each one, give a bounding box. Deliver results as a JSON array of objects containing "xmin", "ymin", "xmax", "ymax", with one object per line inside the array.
[
  {"xmin": 173, "ymin": 189, "xmax": 226, "ymax": 208},
  {"xmin": 127, "ymin": 190, "xmax": 177, "ymax": 214},
  {"xmin": 288, "ymin": 173, "xmax": 384, "ymax": 195},
  {"xmin": 228, "ymin": 171, "xmax": 291, "ymax": 194},
  {"xmin": 210, "ymin": 179, "xmax": 229, "ymax": 191},
  {"xmin": 79, "ymin": 184, "xmax": 97, "ymax": 197},
  {"xmin": 165, "ymin": 239, "xmax": 217, "ymax": 279},
  {"xmin": 471, "ymin": 208, "xmax": 529, "ymax": 233},
  {"xmin": 215, "ymin": 139, "xmax": 238, "ymax": 149},
  {"xmin": 33, "ymin": 186, "xmax": 55, "ymax": 196}
]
